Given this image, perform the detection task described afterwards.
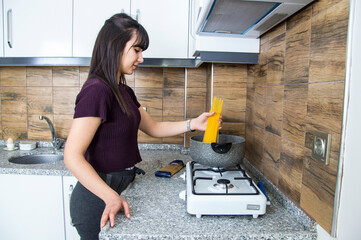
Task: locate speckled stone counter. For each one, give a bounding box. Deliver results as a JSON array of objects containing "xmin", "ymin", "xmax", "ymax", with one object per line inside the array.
[
  {"xmin": 0, "ymin": 145, "xmax": 68, "ymax": 176},
  {"xmin": 99, "ymin": 150, "xmax": 316, "ymax": 240},
  {"xmin": 0, "ymin": 143, "xmax": 316, "ymax": 240}
]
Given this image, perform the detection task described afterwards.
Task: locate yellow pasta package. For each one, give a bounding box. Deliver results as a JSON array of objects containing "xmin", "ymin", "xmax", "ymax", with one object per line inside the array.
[{"xmin": 203, "ymin": 97, "xmax": 223, "ymax": 143}]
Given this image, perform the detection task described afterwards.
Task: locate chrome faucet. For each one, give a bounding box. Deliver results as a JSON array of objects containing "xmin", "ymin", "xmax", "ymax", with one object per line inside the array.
[{"xmin": 39, "ymin": 115, "xmax": 64, "ymax": 150}]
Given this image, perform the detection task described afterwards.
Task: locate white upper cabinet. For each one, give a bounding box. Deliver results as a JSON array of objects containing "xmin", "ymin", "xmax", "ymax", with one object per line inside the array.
[
  {"xmin": 73, "ymin": 0, "xmax": 131, "ymax": 57},
  {"xmin": 3, "ymin": 0, "xmax": 72, "ymax": 57},
  {"xmin": 131, "ymin": 0, "xmax": 189, "ymax": 59},
  {"xmin": 1, "ymin": 0, "xmax": 190, "ymax": 59}
]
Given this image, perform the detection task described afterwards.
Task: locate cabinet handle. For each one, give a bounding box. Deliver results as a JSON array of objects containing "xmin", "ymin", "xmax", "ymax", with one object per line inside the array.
[
  {"xmin": 68, "ymin": 184, "xmax": 74, "ymax": 226},
  {"xmin": 190, "ymin": 3, "xmax": 196, "ymax": 40},
  {"xmin": 136, "ymin": 9, "xmax": 140, "ymax": 22},
  {"xmin": 68, "ymin": 184, "xmax": 74, "ymax": 198},
  {"xmin": 7, "ymin": 9, "xmax": 13, "ymax": 48}
]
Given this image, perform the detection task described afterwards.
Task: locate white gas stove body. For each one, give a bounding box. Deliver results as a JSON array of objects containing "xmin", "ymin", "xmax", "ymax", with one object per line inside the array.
[{"xmin": 185, "ymin": 161, "xmax": 267, "ymax": 218}]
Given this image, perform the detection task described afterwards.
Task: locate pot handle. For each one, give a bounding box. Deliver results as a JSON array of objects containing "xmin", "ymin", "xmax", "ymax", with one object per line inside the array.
[{"xmin": 211, "ymin": 142, "xmax": 232, "ymax": 154}]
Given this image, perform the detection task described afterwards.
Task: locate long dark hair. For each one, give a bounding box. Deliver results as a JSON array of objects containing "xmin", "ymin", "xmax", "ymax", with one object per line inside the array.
[{"xmin": 88, "ymin": 13, "xmax": 149, "ymax": 115}]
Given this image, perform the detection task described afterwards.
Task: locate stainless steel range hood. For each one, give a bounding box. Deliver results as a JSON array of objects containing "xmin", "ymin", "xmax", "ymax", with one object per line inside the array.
[
  {"xmin": 201, "ymin": 1, "xmax": 282, "ymax": 35},
  {"xmin": 195, "ymin": 0, "xmax": 315, "ymax": 37},
  {"xmin": 190, "ymin": 0, "xmax": 315, "ymax": 63}
]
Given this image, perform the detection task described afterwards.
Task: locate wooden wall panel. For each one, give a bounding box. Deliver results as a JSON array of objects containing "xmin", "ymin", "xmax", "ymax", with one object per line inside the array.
[
  {"xmin": 263, "ymin": 131, "xmax": 281, "ymax": 186},
  {"xmin": 253, "ymin": 87, "xmax": 266, "ymax": 129},
  {"xmin": 135, "ymin": 68, "xmax": 163, "ymax": 88},
  {"xmin": 309, "ymin": 0, "xmax": 349, "ymax": 82},
  {"xmin": 135, "ymin": 88, "xmax": 163, "ymax": 117},
  {"xmin": 245, "ymin": 0, "xmax": 349, "ymax": 233},
  {"xmin": 279, "ymin": 139, "xmax": 304, "ymax": 203},
  {"xmin": 267, "ymin": 33, "xmax": 285, "ymax": 85},
  {"xmin": 164, "ymin": 68, "xmax": 184, "ymax": 88},
  {"xmin": 0, "ymin": 67, "xmax": 26, "ymax": 87},
  {"xmin": 187, "ymin": 65, "xmax": 206, "ymax": 88},
  {"xmin": 186, "ymin": 88, "xmax": 206, "ymax": 118},
  {"xmin": 1, "ymin": 87, "xmax": 27, "ymax": 114},
  {"xmin": 53, "ymin": 67, "xmax": 79, "ymax": 87},
  {"xmin": 213, "ymin": 64, "xmax": 247, "ymax": 88},
  {"xmin": 27, "ymin": 87, "xmax": 53, "ymax": 115},
  {"xmin": 265, "ymin": 85, "xmax": 284, "ymax": 136},
  {"xmin": 26, "ymin": 67, "xmax": 52, "ymax": 86},
  {"xmin": 301, "ymin": 150, "xmax": 338, "ymax": 233},
  {"xmin": 306, "ymin": 81, "xmax": 344, "ymax": 160},
  {"xmin": 282, "ymin": 84, "xmax": 308, "ymax": 145},
  {"xmin": 53, "ymin": 87, "xmax": 79, "ymax": 115},
  {"xmin": 285, "ymin": 19, "xmax": 310, "ymax": 84},
  {"xmin": 163, "ymin": 88, "xmax": 184, "ymax": 117},
  {"xmin": 2, "ymin": 114, "xmax": 27, "ymax": 140}
]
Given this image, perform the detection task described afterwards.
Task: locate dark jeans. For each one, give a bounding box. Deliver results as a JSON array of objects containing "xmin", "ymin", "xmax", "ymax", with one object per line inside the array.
[{"xmin": 70, "ymin": 169, "xmax": 136, "ymax": 240}]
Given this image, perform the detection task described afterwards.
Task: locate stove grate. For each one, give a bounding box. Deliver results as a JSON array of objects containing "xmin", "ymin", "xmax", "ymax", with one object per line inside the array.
[
  {"xmin": 190, "ymin": 161, "xmax": 260, "ymax": 195},
  {"xmin": 191, "ymin": 177, "xmax": 260, "ymax": 195}
]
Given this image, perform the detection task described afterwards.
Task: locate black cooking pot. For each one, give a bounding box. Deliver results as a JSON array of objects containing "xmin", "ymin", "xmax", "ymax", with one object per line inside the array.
[{"xmin": 189, "ymin": 134, "xmax": 246, "ymax": 168}]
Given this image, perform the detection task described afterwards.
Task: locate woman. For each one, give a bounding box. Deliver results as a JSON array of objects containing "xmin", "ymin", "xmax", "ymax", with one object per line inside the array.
[{"xmin": 64, "ymin": 13, "xmax": 220, "ymax": 239}]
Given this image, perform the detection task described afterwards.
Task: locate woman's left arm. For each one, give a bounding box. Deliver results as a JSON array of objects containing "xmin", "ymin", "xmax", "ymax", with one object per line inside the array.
[{"xmin": 138, "ymin": 107, "xmax": 222, "ymax": 138}]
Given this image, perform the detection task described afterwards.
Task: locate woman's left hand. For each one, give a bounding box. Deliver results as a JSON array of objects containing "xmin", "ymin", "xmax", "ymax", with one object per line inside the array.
[
  {"xmin": 100, "ymin": 193, "xmax": 130, "ymax": 229},
  {"xmin": 191, "ymin": 112, "xmax": 223, "ymax": 131}
]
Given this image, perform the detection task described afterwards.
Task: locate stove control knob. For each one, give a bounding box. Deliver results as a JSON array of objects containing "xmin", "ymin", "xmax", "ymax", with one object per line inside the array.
[
  {"xmin": 179, "ymin": 172, "xmax": 186, "ymax": 182},
  {"xmin": 179, "ymin": 190, "xmax": 186, "ymax": 201}
]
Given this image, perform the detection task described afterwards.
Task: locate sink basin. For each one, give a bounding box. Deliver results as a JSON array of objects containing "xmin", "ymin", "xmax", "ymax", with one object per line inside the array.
[{"xmin": 9, "ymin": 154, "xmax": 63, "ymax": 164}]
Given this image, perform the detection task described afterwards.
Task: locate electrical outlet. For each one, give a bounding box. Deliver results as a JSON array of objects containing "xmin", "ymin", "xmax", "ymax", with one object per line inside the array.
[{"xmin": 311, "ymin": 130, "xmax": 331, "ymax": 165}]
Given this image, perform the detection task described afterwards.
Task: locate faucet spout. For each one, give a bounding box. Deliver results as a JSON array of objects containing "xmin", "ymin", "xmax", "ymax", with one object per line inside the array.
[
  {"xmin": 39, "ymin": 115, "xmax": 56, "ymax": 142},
  {"xmin": 39, "ymin": 115, "xmax": 64, "ymax": 150}
]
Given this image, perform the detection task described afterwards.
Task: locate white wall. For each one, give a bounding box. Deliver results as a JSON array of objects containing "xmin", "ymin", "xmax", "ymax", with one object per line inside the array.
[{"xmin": 317, "ymin": 0, "xmax": 361, "ymax": 239}]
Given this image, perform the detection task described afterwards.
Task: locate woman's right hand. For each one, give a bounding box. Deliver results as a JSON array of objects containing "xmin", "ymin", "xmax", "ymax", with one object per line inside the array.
[{"xmin": 100, "ymin": 193, "xmax": 131, "ymax": 229}]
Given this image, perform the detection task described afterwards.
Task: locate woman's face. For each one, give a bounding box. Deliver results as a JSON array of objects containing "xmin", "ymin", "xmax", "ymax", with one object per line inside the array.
[{"xmin": 119, "ymin": 33, "xmax": 144, "ymax": 75}]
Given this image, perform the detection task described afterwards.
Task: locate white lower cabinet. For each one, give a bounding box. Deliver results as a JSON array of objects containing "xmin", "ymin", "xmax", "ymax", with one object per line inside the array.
[
  {"xmin": 0, "ymin": 174, "xmax": 65, "ymax": 240},
  {"xmin": 63, "ymin": 176, "xmax": 80, "ymax": 240}
]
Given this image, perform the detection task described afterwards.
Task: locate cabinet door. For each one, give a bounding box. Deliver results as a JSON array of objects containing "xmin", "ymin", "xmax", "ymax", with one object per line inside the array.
[
  {"xmin": 131, "ymin": 0, "xmax": 189, "ymax": 58},
  {"xmin": 73, "ymin": 0, "xmax": 131, "ymax": 57},
  {"xmin": 3, "ymin": 0, "xmax": 72, "ymax": 57},
  {"xmin": 63, "ymin": 176, "xmax": 80, "ymax": 240},
  {"xmin": 0, "ymin": 174, "xmax": 65, "ymax": 240}
]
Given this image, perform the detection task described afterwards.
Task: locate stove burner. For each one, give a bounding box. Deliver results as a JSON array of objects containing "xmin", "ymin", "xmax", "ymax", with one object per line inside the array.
[
  {"xmin": 213, "ymin": 178, "xmax": 234, "ymax": 190},
  {"xmin": 217, "ymin": 179, "xmax": 230, "ymax": 185},
  {"xmin": 213, "ymin": 182, "xmax": 234, "ymax": 190}
]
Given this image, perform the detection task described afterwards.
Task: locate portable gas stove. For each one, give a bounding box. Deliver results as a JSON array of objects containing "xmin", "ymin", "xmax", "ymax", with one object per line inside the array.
[{"xmin": 180, "ymin": 161, "xmax": 267, "ymax": 218}]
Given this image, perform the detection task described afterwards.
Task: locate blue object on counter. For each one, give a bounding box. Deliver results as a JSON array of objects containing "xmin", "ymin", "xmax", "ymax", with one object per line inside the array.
[
  {"xmin": 155, "ymin": 160, "xmax": 185, "ymax": 178},
  {"xmin": 257, "ymin": 181, "xmax": 270, "ymax": 203},
  {"xmin": 154, "ymin": 171, "xmax": 172, "ymax": 178}
]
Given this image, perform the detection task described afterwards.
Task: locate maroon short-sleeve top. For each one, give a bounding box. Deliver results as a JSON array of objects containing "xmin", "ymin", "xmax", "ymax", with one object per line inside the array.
[{"xmin": 73, "ymin": 78, "xmax": 142, "ymax": 173}]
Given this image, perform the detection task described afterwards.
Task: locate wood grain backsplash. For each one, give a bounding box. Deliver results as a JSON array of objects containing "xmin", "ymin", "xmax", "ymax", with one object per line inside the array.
[
  {"xmin": 246, "ymin": 0, "xmax": 348, "ymax": 234},
  {"xmin": 0, "ymin": 0, "xmax": 348, "ymax": 234},
  {"xmin": 0, "ymin": 63, "xmax": 247, "ymax": 146}
]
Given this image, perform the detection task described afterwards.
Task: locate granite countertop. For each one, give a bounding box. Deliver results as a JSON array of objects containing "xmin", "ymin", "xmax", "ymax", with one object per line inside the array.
[{"xmin": 0, "ymin": 143, "xmax": 316, "ymax": 240}]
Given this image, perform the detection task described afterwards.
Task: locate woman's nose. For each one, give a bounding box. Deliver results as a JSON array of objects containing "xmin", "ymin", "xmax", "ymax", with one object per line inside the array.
[{"xmin": 138, "ymin": 52, "xmax": 144, "ymax": 63}]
